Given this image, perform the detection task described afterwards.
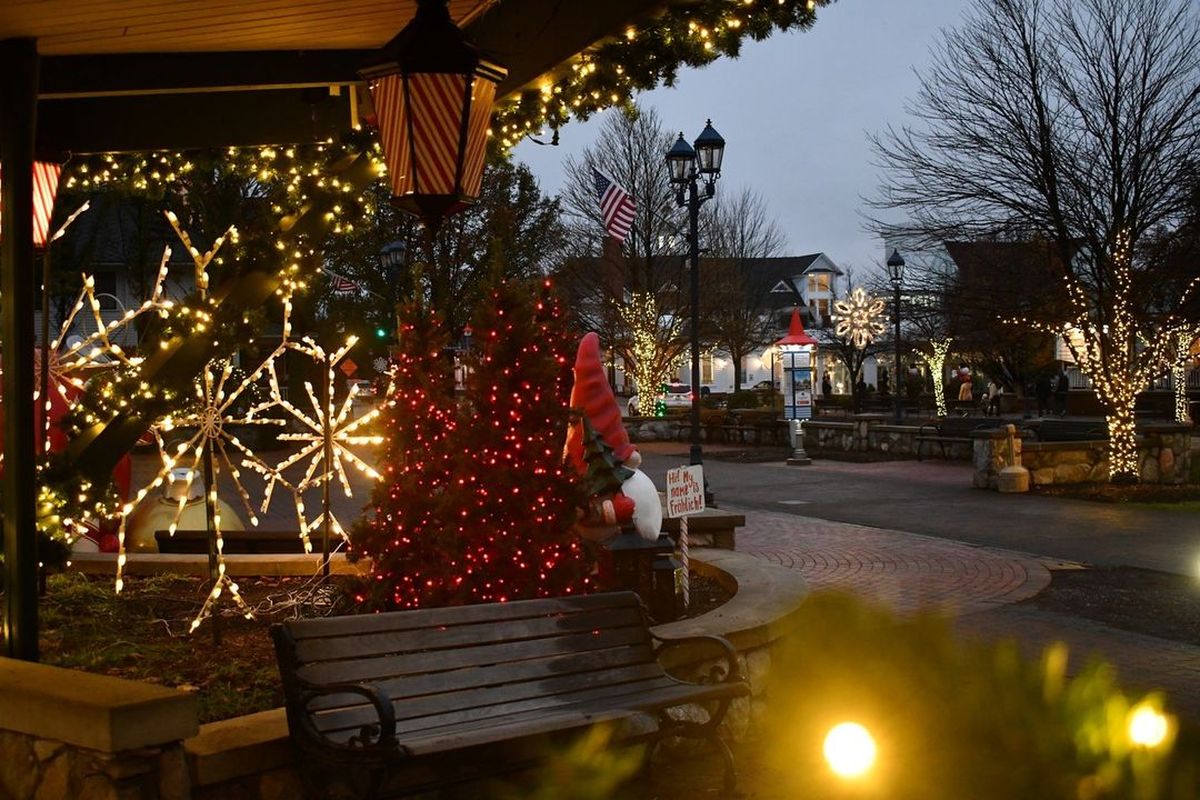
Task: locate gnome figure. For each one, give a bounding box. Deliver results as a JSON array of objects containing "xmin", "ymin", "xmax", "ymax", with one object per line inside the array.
[{"xmin": 564, "ymin": 333, "xmax": 663, "ymax": 543}]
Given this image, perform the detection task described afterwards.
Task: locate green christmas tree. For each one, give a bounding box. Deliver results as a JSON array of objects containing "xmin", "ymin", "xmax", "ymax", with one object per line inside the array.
[
  {"xmin": 352, "ymin": 278, "xmax": 593, "ymax": 608},
  {"xmin": 350, "ymin": 300, "xmax": 464, "ymax": 608}
]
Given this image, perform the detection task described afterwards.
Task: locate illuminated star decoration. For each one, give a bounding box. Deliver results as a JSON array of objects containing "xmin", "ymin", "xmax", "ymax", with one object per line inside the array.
[
  {"xmin": 833, "ymin": 287, "xmax": 888, "ymax": 349},
  {"xmin": 269, "ymin": 336, "xmax": 385, "ymax": 550}
]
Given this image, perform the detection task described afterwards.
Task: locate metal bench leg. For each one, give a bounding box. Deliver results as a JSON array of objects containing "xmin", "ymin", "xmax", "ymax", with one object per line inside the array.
[{"xmin": 714, "ymin": 731, "xmax": 737, "ymax": 793}]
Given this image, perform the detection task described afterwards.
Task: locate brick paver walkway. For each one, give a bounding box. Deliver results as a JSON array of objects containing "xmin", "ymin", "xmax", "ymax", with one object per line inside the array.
[{"xmin": 735, "ymin": 509, "xmax": 1053, "ymax": 616}]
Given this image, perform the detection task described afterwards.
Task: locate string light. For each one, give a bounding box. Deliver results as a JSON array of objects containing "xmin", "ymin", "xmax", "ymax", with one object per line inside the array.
[
  {"xmin": 1003, "ymin": 231, "xmax": 1200, "ymax": 482},
  {"xmin": 916, "ymin": 339, "xmax": 952, "ymax": 417},
  {"xmin": 618, "ymin": 292, "xmax": 683, "ymax": 415},
  {"xmin": 352, "ymin": 280, "xmax": 592, "ymax": 609},
  {"xmin": 1170, "ymin": 328, "xmax": 1197, "ymax": 424},
  {"xmin": 488, "ymin": 0, "xmax": 830, "ymax": 150}
]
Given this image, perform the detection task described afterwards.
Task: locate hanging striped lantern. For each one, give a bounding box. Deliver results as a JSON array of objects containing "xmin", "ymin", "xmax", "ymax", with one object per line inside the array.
[
  {"xmin": 361, "ymin": 0, "xmax": 506, "ymax": 230},
  {"xmin": 0, "ymin": 161, "xmax": 62, "ymax": 248}
]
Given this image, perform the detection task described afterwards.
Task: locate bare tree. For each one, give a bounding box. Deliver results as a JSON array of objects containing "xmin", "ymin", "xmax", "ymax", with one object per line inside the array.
[
  {"xmin": 702, "ymin": 187, "xmax": 787, "ymax": 390},
  {"xmin": 873, "ymin": 0, "xmax": 1200, "ymax": 481},
  {"xmin": 558, "ymin": 107, "xmax": 690, "ymax": 394}
]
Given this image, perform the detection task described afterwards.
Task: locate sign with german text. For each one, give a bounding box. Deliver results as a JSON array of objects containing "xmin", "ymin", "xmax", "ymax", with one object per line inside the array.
[{"xmin": 666, "ymin": 465, "xmax": 705, "ymax": 518}]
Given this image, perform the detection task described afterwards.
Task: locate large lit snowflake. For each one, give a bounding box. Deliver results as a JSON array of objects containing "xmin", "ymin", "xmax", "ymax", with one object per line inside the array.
[
  {"xmin": 833, "ymin": 287, "xmax": 887, "ymax": 349},
  {"xmin": 267, "ymin": 336, "xmax": 384, "ymax": 549},
  {"xmin": 117, "ymin": 352, "xmax": 285, "ymax": 627}
]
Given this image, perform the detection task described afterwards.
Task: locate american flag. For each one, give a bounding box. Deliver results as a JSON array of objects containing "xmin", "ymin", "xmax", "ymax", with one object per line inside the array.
[
  {"xmin": 328, "ymin": 272, "xmax": 359, "ymax": 294},
  {"xmin": 592, "ymin": 168, "xmax": 636, "ymax": 245}
]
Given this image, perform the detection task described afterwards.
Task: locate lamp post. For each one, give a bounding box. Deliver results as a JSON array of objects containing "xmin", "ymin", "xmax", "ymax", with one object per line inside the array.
[
  {"xmin": 776, "ymin": 308, "xmax": 817, "ymax": 465},
  {"xmin": 666, "ymin": 120, "xmax": 724, "ymax": 505},
  {"xmin": 886, "ymin": 249, "xmax": 905, "ymax": 424}
]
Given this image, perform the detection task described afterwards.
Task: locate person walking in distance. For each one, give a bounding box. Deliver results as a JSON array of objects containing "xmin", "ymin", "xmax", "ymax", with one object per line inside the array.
[
  {"xmin": 1054, "ymin": 368, "xmax": 1070, "ymax": 416},
  {"xmin": 1035, "ymin": 372, "xmax": 1053, "ymax": 417}
]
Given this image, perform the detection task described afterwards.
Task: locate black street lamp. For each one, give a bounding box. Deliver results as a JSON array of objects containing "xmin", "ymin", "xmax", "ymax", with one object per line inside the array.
[
  {"xmin": 666, "ymin": 120, "xmax": 724, "ymax": 505},
  {"xmin": 886, "ymin": 249, "xmax": 905, "ymax": 424},
  {"xmin": 379, "ymin": 240, "xmax": 406, "ymax": 340}
]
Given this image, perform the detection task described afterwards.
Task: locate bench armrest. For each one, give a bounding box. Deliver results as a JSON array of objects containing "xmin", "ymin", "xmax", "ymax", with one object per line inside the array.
[
  {"xmin": 296, "ymin": 680, "xmax": 402, "ymax": 755},
  {"xmin": 652, "ymin": 633, "xmax": 746, "ymax": 686}
]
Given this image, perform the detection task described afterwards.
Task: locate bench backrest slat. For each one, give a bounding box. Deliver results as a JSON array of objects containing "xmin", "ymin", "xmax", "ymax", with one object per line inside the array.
[
  {"xmin": 297, "ymin": 625, "xmax": 650, "ymax": 685},
  {"xmin": 293, "ymin": 603, "xmax": 647, "ymax": 664},
  {"xmin": 284, "ymin": 592, "xmax": 634, "ymax": 641}
]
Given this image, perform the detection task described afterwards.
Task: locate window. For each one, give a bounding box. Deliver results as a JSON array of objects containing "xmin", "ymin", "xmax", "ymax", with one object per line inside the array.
[
  {"xmin": 815, "ymin": 298, "xmax": 830, "ymax": 326},
  {"xmin": 701, "ymin": 353, "xmax": 714, "ymax": 385},
  {"xmin": 806, "ymin": 273, "xmax": 831, "ymax": 294}
]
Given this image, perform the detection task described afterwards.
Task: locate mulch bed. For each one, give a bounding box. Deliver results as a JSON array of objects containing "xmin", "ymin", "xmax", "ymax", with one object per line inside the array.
[
  {"xmin": 20, "ymin": 568, "xmax": 732, "ymax": 724},
  {"xmin": 1028, "ymin": 565, "xmax": 1200, "ymax": 646}
]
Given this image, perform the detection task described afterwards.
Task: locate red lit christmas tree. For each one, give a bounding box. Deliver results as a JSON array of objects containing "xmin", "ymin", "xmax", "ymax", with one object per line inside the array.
[
  {"xmin": 350, "ymin": 299, "xmax": 464, "ymax": 608},
  {"xmin": 353, "ymin": 279, "xmax": 593, "ymax": 608}
]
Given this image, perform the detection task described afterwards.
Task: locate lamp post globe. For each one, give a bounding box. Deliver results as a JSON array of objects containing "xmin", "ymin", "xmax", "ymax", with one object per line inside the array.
[
  {"xmin": 693, "ymin": 119, "xmax": 725, "ymax": 178},
  {"xmin": 666, "ymin": 133, "xmax": 696, "ymax": 185},
  {"xmin": 886, "ymin": 249, "xmax": 905, "ymax": 423},
  {"xmin": 666, "ymin": 120, "xmax": 724, "ymax": 505}
]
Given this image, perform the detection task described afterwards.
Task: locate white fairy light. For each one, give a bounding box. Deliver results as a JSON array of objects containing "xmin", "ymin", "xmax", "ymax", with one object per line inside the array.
[{"xmin": 833, "ymin": 287, "xmax": 887, "ymax": 349}]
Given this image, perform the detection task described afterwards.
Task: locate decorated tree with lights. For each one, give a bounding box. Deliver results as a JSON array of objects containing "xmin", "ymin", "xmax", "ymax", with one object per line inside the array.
[
  {"xmin": 454, "ymin": 278, "xmax": 592, "ymax": 603},
  {"xmin": 351, "ymin": 300, "xmax": 460, "ymax": 608},
  {"xmin": 873, "ymin": 0, "xmax": 1200, "ymax": 482},
  {"xmin": 353, "ymin": 278, "xmax": 591, "ymax": 609}
]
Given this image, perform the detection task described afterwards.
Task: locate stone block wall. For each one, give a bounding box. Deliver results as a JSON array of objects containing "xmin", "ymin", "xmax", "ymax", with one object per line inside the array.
[
  {"xmin": 0, "ymin": 732, "xmax": 189, "ymax": 800},
  {"xmin": 0, "ymin": 660, "xmax": 197, "ymax": 800},
  {"xmin": 972, "ymin": 423, "xmax": 1193, "ymax": 487},
  {"xmin": 804, "ymin": 418, "xmax": 932, "ymax": 457}
]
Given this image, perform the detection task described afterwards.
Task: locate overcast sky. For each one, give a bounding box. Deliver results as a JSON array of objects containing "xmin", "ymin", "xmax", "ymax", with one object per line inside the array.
[{"xmin": 514, "ymin": 0, "xmax": 969, "ymax": 280}]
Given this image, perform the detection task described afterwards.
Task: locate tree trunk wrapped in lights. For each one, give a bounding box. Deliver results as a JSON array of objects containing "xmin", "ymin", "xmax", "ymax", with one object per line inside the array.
[
  {"xmin": 1036, "ymin": 234, "xmax": 1192, "ymax": 483},
  {"xmin": 917, "ymin": 339, "xmax": 952, "ymax": 418},
  {"xmin": 618, "ymin": 290, "xmax": 683, "ymax": 413},
  {"xmin": 1171, "ymin": 328, "xmax": 1197, "ymax": 424}
]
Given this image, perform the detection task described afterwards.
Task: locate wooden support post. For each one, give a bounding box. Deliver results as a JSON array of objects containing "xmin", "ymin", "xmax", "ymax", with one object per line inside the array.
[{"xmin": 1, "ymin": 37, "xmax": 40, "ymax": 661}]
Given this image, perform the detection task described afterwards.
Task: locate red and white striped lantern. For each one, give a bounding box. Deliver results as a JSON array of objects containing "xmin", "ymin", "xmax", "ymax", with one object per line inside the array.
[
  {"xmin": 0, "ymin": 161, "xmax": 62, "ymax": 248},
  {"xmin": 362, "ymin": 0, "xmax": 506, "ymax": 230}
]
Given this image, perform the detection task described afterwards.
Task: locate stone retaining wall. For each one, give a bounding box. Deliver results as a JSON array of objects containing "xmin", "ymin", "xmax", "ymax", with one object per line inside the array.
[
  {"xmin": 804, "ymin": 417, "xmax": 943, "ymax": 458},
  {"xmin": 972, "ymin": 423, "xmax": 1193, "ymax": 487},
  {"xmin": 0, "ymin": 660, "xmax": 197, "ymax": 800}
]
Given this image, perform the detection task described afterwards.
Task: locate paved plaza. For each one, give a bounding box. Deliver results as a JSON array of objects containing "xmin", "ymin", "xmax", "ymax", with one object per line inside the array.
[{"xmin": 637, "ymin": 443, "xmax": 1200, "ymax": 719}]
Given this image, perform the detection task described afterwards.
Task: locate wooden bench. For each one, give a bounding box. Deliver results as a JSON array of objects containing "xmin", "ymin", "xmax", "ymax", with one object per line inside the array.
[
  {"xmin": 916, "ymin": 417, "xmax": 1003, "ymax": 460},
  {"xmin": 271, "ymin": 591, "xmax": 748, "ymax": 799},
  {"xmin": 156, "ymin": 529, "xmax": 309, "ymax": 554}
]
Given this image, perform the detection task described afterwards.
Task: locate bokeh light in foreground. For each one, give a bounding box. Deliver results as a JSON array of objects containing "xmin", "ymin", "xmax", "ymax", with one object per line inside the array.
[
  {"xmin": 823, "ymin": 721, "xmax": 877, "ymax": 778},
  {"xmin": 1128, "ymin": 704, "xmax": 1169, "ymax": 748}
]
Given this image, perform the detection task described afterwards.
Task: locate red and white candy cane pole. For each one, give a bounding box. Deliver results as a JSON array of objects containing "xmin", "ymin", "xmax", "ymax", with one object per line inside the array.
[{"xmin": 680, "ymin": 515, "xmax": 690, "ymax": 608}]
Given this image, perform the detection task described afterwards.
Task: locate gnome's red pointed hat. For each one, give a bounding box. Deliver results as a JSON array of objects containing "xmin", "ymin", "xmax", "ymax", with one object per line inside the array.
[{"xmin": 564, "ymin": 332, "xmax": 639, "ymax": 473}]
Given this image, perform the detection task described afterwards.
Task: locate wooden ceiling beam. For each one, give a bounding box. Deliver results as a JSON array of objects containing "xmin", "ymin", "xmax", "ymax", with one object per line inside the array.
[
  {"xmin": 33, "ymin": 0, "xmax": 666, "ymax": 154},
  {"xmin": 38, "ymin": 50, "xmax": 367, "ymax": 99}
]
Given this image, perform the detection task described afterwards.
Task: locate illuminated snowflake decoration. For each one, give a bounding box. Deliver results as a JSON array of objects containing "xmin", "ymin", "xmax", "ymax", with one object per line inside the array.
[
  {"xmin": 267, "ymin": 336, "xmax": 384, "ymax": 550},
  {"xmin": 833, "ymin": 287, "xmax": 887, "ymax": 349},
  {"xmin": 117, "ymin": 352, "xmax": 284, "ymax": 629}
]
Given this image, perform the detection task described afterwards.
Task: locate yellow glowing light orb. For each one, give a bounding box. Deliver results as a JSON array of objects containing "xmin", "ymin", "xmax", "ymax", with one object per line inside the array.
[
  {"xmin": 823, "ymin": 721, "xmax": 876, "ymax": 778},
  {"xmin": 1128, "ymin": 704, "xmax": 1170, "ymax": 748}
]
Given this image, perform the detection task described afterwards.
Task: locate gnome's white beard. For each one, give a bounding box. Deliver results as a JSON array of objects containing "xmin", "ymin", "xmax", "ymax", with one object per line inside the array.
[{"xmin": 621, "ymin": 469, "xmax": 663, "ymax": 543}]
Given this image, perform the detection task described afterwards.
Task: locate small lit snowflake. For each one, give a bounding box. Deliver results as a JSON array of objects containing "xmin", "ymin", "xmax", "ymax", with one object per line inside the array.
[{"xmin": 833, "ymin": 287, "xmax": 887, "ymax": 349}]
